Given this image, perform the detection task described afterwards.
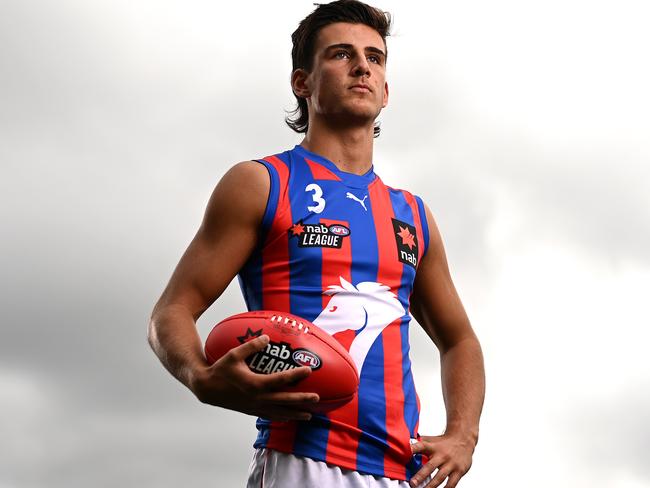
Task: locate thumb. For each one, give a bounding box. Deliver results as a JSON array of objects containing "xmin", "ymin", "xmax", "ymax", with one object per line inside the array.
[
  {"xmin": 410, "ymin": 441, "xmax": 424, "ymax": 454},
  {"xmin": 230, "ymin": 334, "xmax": 270, "ymax": 361}
]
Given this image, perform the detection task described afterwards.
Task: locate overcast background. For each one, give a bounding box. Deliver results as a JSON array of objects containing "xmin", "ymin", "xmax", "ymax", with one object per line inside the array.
[{"xmin": 1, "ymin": 0, "xmax": 649, "ymax": 487}]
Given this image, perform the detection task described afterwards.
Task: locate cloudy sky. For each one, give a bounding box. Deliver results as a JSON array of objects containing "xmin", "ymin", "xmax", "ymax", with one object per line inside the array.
[{"xmin": 1, "ymin": 0, "xmax": 649, "ymax": 487}]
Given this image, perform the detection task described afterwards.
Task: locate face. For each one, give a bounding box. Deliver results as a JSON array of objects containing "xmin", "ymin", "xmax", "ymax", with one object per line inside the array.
[{"xmin": 292, "ymin": 22, "xmax": 389, "ymax": 127}]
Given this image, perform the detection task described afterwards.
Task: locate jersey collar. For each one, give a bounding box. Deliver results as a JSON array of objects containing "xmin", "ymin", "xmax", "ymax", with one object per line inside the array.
[{"xmin": 293, "ymin": 145, "xmax": 377, "ymax": 189}]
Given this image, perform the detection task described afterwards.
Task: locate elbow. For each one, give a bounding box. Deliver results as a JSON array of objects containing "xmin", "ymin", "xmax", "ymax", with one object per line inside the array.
[
  {"xmin": 147, "ymin": 317, "xmax": 157, "ymax": 352},
  {"xmin": 147, "ymin": 318, "xmax": 155, "ymax": 347},
  {"xmin": 147, "ymin": 306, "xmax": 163, "ymax": 351},
  {"xmin": 440, "ymin": 332, "xmax": 482, "ymax": 356}
]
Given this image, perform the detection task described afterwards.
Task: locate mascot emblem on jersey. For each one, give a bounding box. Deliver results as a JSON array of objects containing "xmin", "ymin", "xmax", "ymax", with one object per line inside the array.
[{"xmin": 313, "ymin": 277, "xmax": 404, "ymax": 373}]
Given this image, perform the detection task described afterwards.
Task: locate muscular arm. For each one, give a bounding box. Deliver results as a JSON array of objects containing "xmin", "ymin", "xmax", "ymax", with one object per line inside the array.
[
  {"xmin": 409, "ymin": 203, "xmax": 485, "ymax": 488},
  {"xmin": 148, "ymin": 161, "xmax": 318, "ymax": 421}
]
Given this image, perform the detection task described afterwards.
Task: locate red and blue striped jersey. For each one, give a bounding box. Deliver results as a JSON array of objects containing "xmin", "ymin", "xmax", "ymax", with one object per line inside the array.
[{"xmin": 238, "ymin": 145, "xmax": 431, "ymax": 481}]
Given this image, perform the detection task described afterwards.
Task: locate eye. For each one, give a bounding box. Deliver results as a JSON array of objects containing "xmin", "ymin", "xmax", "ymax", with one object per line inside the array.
[
  {"xmin": 368, "ymin": 55, "xmax": 380, "ymax": 64},
  {"xmin": 334, "ymin": 51, "xmax": 350, "ymax": 59}
]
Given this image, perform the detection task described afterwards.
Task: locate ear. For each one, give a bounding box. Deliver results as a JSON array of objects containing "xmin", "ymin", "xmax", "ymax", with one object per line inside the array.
[
  {"xmin": 291, "ymin": 68, "xmax": 311, "ymax": 98},
  {"xmin": 382, "ymin": 81, "xmax": 389, "ymax": 108}
]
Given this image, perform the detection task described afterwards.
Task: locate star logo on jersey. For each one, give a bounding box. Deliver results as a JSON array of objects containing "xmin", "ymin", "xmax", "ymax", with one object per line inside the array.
[
  {"xmin": 290, "ymin": 222, "xmax": 305, "ymax": 236},
  {"xmin": 391, "ymin": 218, "xmax": 418, "ymax": 268},
  {"xmin": 237, "ymin": 327, "xmax": 263, "ymax": 344},
  {"xmin": 397, "ymin": 226, "xmax": 416, "ymax": 250}
]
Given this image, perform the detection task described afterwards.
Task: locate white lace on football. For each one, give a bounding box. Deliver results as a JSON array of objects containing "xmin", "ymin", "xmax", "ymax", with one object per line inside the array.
[{"xmin": 270, "ymin": 314, "xmax": 309, "ymax": 334}]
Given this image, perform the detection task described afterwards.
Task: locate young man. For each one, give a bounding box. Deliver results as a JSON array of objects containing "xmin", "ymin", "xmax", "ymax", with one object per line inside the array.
[{"xmin": 148, "ymin": 1, "xmax": 485, "ymax": 487}]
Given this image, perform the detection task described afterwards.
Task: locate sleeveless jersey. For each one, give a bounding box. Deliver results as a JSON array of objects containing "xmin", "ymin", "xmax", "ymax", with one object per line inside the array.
[{"xmin": 238, "ymin": 145, "xmax": 431, "ymax": 481}]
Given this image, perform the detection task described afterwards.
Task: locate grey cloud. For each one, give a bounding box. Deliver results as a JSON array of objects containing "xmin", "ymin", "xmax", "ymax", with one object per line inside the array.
[
  {"xmin": 0, "ymin": 372, "xmax": 256, "ymax": 487},
  {"xmin": 460, "ymin": 130, "xmax": 650, "ymax": 266},
  {"xmin": 565, "ymin": 382, "xmax": 650, "ymax": 482}
]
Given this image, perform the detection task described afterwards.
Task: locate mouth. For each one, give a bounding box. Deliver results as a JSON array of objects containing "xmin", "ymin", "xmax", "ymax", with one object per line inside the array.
[{"xmin": 349, "ymin": 84, "xmax": 372, "ymax": 93}]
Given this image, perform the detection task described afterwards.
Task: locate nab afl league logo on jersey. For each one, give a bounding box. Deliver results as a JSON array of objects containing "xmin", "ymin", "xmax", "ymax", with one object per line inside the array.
[
  {"xmin": 392, "ymin": 218, "xmax": 418, "ymax": 268},
  {"xmin": 289, "ymin": 221, "xmax": 351, "ymax": 249}
]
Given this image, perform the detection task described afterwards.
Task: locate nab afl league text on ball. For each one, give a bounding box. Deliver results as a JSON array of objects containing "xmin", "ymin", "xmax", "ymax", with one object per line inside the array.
[{"xmin": 204, "ymin": 311, "xmax": 359, "ymax": 412}]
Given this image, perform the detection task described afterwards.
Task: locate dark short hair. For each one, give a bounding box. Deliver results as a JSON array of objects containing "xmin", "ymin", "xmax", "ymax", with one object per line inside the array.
[{"xmin": 286, "ymin": 0, "xmax": 392, "ymax": 138}]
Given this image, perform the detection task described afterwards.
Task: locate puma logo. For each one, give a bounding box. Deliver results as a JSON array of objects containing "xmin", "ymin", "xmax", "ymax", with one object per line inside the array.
[{"xmin": 346, "ymin": 192, "xmax": 368, "ymax": 211}]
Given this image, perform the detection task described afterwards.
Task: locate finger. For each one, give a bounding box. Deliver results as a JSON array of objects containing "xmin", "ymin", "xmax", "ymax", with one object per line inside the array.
[
  {"xmin": 257, "ymin": 366, "xmax": 312, "ymax": 391},
  {"xmin": 411, "ymin": 442, "xmax": 427, "ymax": 454},
  {"xmin": 423, "ymin": 466, "xmax": 450, "ymax": 488},
  {"xmin": 410, "ymin": 461, "xmax": 441, "ymax": 488},
  {"xmin": 257, "ymin": 391, "xmax": 320, "ymax": 404},
  {"xmin": 228, "ymin": 334, "xmax": 270, "ymax": 361},
  {"xmin": 444, "ymin": 472, "xmax": 462, "ymax": 488},
  {"xmin": 411, "ymin": 439, "xmax": 441, "ymax": 454}
]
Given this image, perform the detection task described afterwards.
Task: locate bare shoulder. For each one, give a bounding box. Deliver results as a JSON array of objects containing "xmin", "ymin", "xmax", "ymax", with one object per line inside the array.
[
  {"xmin": 202, "ymin": 160, "xmax": 271, "ymax": 232},
  {"xmin": 153, "ymin": 161, "xmax": 271, "ymax": 316},
  {"xmin": 220, "ymin": 160, "xmax": 270, "ymax": 189}
]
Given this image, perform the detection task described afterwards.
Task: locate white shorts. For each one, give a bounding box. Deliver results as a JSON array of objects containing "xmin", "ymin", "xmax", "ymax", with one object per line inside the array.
[{"xmin": 246, "ymin": 448, "xmax": 434, "ymax": 488}]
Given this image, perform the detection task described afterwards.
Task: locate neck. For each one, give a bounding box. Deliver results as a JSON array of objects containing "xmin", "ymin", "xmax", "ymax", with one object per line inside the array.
[{"xmin": 300, "ymin": 118, "xmax": 374, "ymax": 175}]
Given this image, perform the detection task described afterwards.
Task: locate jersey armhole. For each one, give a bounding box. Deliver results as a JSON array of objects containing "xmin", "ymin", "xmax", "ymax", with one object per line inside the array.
[
  {"xmin": 415, "ymin": 195, "xmax": 430, "ymax": 258},
  {"xmin": 253, "ymin": 159, "xmax": 280, "ymax": 239}
]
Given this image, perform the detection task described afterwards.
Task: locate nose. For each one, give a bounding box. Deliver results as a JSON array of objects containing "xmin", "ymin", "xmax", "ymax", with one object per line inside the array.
[{"xmin": 351, "ymin": 53, "xmax": 371, "ymax": 77}]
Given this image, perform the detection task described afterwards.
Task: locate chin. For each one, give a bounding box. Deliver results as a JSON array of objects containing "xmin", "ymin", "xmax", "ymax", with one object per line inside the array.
[
  {"xmin": 319, "ymin": 101, "xmax": 382, "ymax": 127},
  {"xmin": 342, "ymin": 101, "xmax": 382, "ymax": 120}
]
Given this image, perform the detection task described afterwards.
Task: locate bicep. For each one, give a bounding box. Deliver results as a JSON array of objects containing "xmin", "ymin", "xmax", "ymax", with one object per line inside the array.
[
  {"xmin": 155, "ymin": 161, "xmax": 270, "ymax": 319},
  {"xmin": 411, "ymin": 203, "xmax": 475, "ymax": 352}
]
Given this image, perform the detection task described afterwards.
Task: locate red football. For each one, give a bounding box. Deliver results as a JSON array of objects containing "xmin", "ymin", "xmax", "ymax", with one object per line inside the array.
[{"xmin": 204, "ymin": 310, "xmax": 359, "ymax": 412}]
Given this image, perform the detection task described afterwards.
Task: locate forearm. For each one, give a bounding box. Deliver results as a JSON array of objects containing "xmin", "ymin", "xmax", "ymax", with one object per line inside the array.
[
  {"xmin": 148, "ymin": 303, "xmax": 209, "ymax": 392},
  {"xmin": 440, "ymin": 336, "xmax": 485, "ymax": 445}
]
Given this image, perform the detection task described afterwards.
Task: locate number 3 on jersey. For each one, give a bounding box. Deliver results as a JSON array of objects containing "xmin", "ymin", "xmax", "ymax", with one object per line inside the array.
[{"xmin": 305, "ymin": 183, "xmax": 326, "ymax": 214}]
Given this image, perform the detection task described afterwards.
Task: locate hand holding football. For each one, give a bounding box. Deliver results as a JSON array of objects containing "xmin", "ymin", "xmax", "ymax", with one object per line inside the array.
[{"xmin": 204, "ymin": 310, "xmax": 359, "ymax": 412}]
